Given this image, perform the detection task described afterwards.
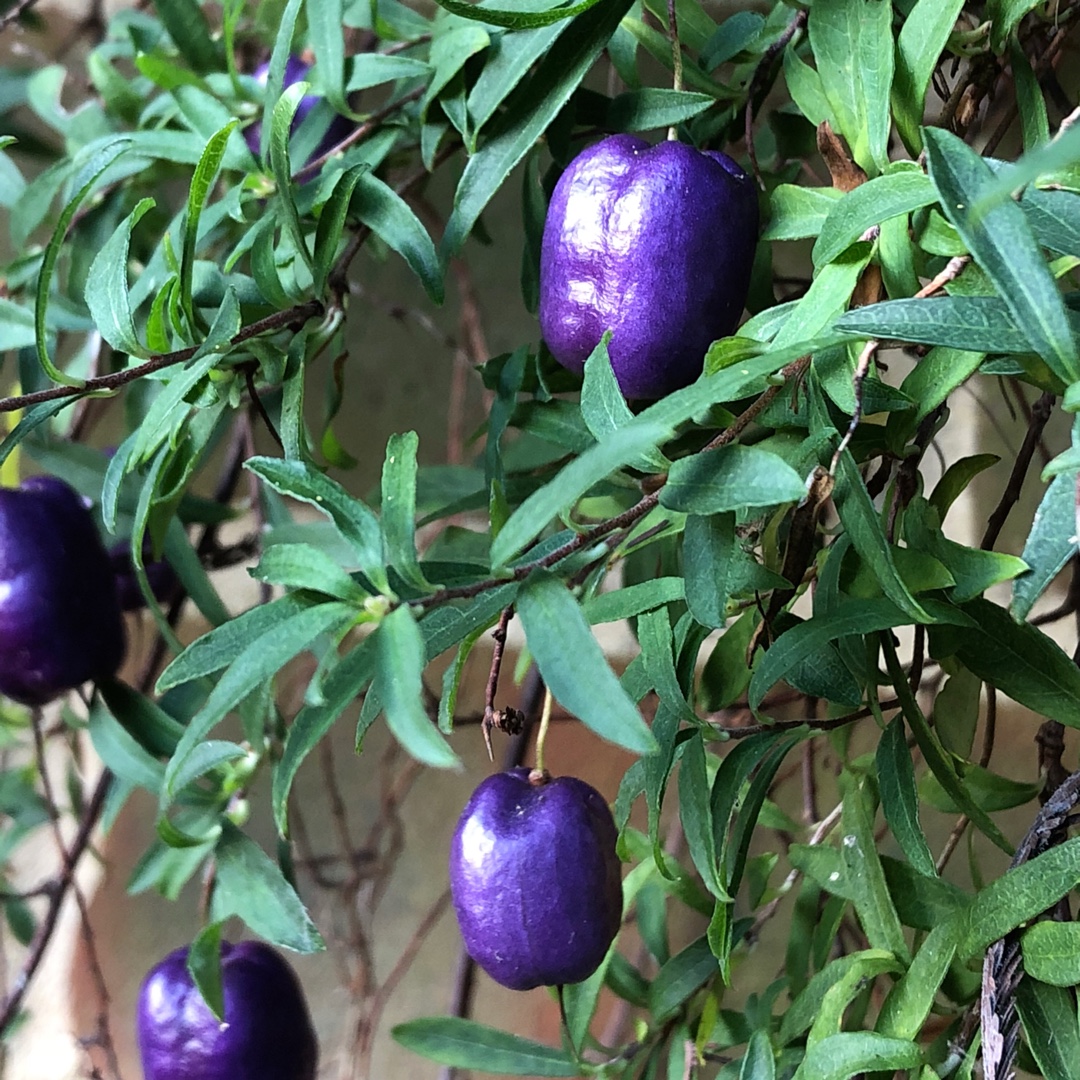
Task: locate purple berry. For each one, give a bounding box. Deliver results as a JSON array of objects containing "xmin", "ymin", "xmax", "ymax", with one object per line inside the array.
[
  {"xmin": 245, "ymin": 55, "xmax": 353, "ymax": 163},
  {"xmin": 109, "ymin": 537, "xmax": 178, "ymax": 612},
  {"xmin": 137, "ymin": 941, "xmax": 318, "ymax": 1080},
  {"xmin": 0, "ymin": 477, "xmax": 126, "ymax": 705},
  {"xmin": 539, "ymin": 134, "xmax": 760, "ymax": 399},
  {"xmin": 449, "ymin": 768, "xmax": 623, "ymax": 990}
]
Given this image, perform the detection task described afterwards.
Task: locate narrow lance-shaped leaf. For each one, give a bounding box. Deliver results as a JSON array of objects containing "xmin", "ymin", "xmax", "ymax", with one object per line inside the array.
[
  {"xmin": 374, "ymin": 606, "xmax": 459, "ymax": 769},
  {"xmin": 924, "ymin": 126, "xmax": 1080, "ymax": 383},
  {"xmin": 180, "ymin": 121, "xmax": 237, "ymax": 338},
  {"xmin": 442, "ymin": 0, "xmax": 635, "ymax": 256},
  {"xmin": 516, "ymin": 571, "xmax": 656, "ymax": 753},
  {"xmin": 85, "ymin": 197, "xmax": 154, "ymax": 358},
  {"xmin": 36, "ymin": 136, "xmax": 131, "ymax": 386}
]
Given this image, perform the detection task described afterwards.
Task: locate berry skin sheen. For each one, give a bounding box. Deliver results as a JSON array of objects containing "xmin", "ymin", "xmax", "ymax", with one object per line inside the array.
[
  {"xmin": 449, "ymin": 768, "xmax": 623, "ymax": 990},
  {"xmin": 0, "ymin": 477, "xmax": 125, "ymax": 706},
  {"xmin": 539, "ymin": 134, "xmax": 760, "ymax": 400},
  {"xmin": 137, "ymin": 941, "xmax": 318, "ymax": 1080}
]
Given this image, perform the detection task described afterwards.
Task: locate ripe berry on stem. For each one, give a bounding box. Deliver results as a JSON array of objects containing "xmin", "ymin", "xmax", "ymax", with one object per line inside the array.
[
  {"xmin": 539, "ymin": 134, "xmax": 760, "ymax": 400},
  {"xmin": 0, "ymin": 477, "xmax": 126, "ymax": 706},
  {"xmin": 137, "ymin": 940, "xmax": 318, "ymax": 1080},
  {"xmin": 449, "ymin": 767, "xmax": 622, "ymax": 991}
]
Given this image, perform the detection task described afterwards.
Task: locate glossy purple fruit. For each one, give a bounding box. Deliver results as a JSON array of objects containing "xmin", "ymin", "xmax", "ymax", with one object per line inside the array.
[
  {"xmin": 539, "ymin": 134, "xmax": 760, "ymax": 400},
  {"xmin": 0, "ymin": 477, "xmax": 125, "ymax": 706},
  {"xmin": 449, "ymin": 767, "xmax": 623, "ymax": 990},
  {"xmin": 109, "ymin": 537, "xmax": 178, "ymax": 612},
  {"xmin": 137, "ymin": 940, "xmax": 318, "ymax": 1080},
  {"xmin": 245, "ymin": 56, "xmax": 353, "ymax": 162}
]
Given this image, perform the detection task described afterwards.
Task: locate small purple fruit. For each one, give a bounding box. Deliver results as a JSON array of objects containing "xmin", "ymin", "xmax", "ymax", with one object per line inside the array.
[
  {"xmin": 449, "ymin": 768, "xmax": 622, "ymax": 990},
  {"xmin": 137, "ymin": 940, "xmax": 318, "ymax": 1080},
  {"xmin": 245, "ymin": 55, "xmax": 353, "ymax": 162},
  {"xmin": 109, "ymin": 537, "xmax": 178, "ymax": 612},
  {"xmin": 539, "ymin": 134, "xmax": 760, "ymax": 400},
  {"xmin": 0, "ymin": 477, "xmax": 126, "ymax": 706}
]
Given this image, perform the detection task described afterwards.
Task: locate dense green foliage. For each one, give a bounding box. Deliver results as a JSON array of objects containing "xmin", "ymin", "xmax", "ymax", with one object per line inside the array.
[{"xmin": 2, "ymin": 0, "xmax": 1080, "ymax": 1076}]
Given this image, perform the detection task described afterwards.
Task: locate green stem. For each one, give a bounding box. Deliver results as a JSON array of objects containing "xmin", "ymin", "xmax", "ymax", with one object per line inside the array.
[
  {"xmin": 667, "ymin": 0, "xmax": 682, "ymax": 140},
  {"xmin": 534, "ymin": 688, "xmax": 554, "ymax": 775}
]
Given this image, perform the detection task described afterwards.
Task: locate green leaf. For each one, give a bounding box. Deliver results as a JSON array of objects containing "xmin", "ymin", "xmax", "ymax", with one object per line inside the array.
[
  {"xmin": 961, "ymin": 839, "xmax": 1080, "ymax": 957},
  {"xmin": 246, "ymin": 457, "xmax": 389, "ymax": 594},
  {"xmin": 88, "ymin": 697, "xmax": 165, "ymax": 792},
  {"xmin": 580, "ymin": 335, "xmax": 667, "ymax": 470},
  {"xmin": 681, "ymin": 514, "xmax": 737, "ymax": 630},
  {"xmin": 833, "ymin": 450, "xmax": 928, "ymax": 622},
  {"xmin": 251, "ymin": 544, "xmax": 368, "ymax": 603},
  {"xmin": 583, "ymin": 578, "xmax": 685, "ymax": 624},
  {"xmin": 97, "ymin": 678, "xmax": 185, "ymax": 757},
  {"xmin": 679, "ymin": 735, "xmax": 728, "ymax": 901},
  {"xmin": 272, "ymin": 637, "xmax": 377, "ymax": 834},
  {"xmin": 1022, "ymin": 922, "xmax": 1080, "ymax": 986},
  {"xmin": 186, "ymin": 922, "xmax": 225, "ymax": 1021},
  {"xmin": 920, "ymin": 762, "xmax": 1041, "ymax": 814},
  {"xmin": 155, "ymin": 0, "xmax": 224, "ymax": 73},
  {"xmin": 180, "ymin": 121, "xmax": 237, "ymax": 336},
  {"xmin": 834, "ymin": 295, "xmax": 1051, "ymax": 354},
  {"xmin": 799, "ymin": 1033, "xmax": 923, "ymax": 1079},
  {"xmin": 924, "ymin": 127, "xmax": 1080, "ymax": 383},
  {"xmin": 490, "ymin": 420, "xmax": 670, "ymax": 567},
  {"xmin": 157, "ymin": 595, "xmax": 317, "ymax": 691},
  {"xmin": 947, "ymin": 598, "xmax": 1080, "ymax": 728},
  {"xmin": 606, "ymin": 88, "xmax": 713, "ymax": 132},
  {"xmin": 660, "ymin": 445, "xmax": 806, "ymax": 515},
  {"xmin": 929, "ymin": 454, "xmax": 1000, "ymax": 519},
  {"xmin": 876, "ymin": 921, "xmax": 958, "ymax": 1040},
  {"xmin": 881, "ymin": 633, "xmax": 1012, "ymax": 854},
  {"xmin": 891, "ymin": 0, "xmax": 964, "ymax": 152},
  {"xmin": 814, "ymin": 171, "xmax": 936, "ymax": 268},
  {"xmin": 169, "ymin": 741, "xmax": 248, "ymax": 796},
  {"xmin": 269, "ymin": 83, "xmax": 313, "ymax": 270},
  {"xmin": 1011, "ymin": 471, "xmax": 1077, "ymax": 621},
  {"xmin": 648, "ymin": 936, "xmax": 716, "ymax": 1022},
  {"xmin": 312, "ymin": 164, "xmax": 369, "ymax": 295},
  {"xmin": 762, "ymin": 185, "xmax": 843, "ymax": 242},
  {"xmin": 308, "ymin": 0, "xmax": 348, "ymax": 117},
  {"xmin": 85, "ymin": 197, "xmax": 154, "ymax": 358},
  {"xmin": 1016, "ymin": 977, "xmax": 1080, "ymax": 1080},
  {"xmin": 881, "ymin": 856, "xmax": 968, "ymax": 930},
  {"xmin": 375, "ymin": 606, "xmax": 459, "ymax": 767},
  {"xmin": 773, "ymin": 245, "xmax": 873, "ymax": 348},
  {"xmin": 781, "ymin": 951, "xmax": 899, "ymax": 1045},
  {"xmin": 36, "ymin": 136, "xmax": 131, "ymax": 386},
  {"xmin": 164, "ymin": 602, "xmax": 359, "ymax": 794},
  {"xmin": 517, "ymin": 571, "xmax": 656, "ymax": 753},
  {"xmin": 381, "ymin": 432, "xmax": 435, "ymax": 591},
  {"xmin": 1021, "ymin": 187, "xmax": 1080, "ymax": 257},
  {"xmin": 467, "ymin": 23, "xmax": 566, "ymax": 138},
  {"xmin": 393, "ymin": 1017, "xmax": 578, "ymax": 1075},
  {"xmin": 442, "ymin": 0, "xmax": 634, "ymax": 256},
  {"xmin": 211, "ymin": 823, "xmax": 323, "ymax": 953},
  {"xmin": 354, "ymin": 172, "xmax": 443, "ymax": 303},
  {"xmin": 840, "ymin": 770, "xmax": 909, "ymax": 960},
  {"xmin": 807, "ymin": 0, "xmax": 894, "ymax": 173},
  {"xmin": 875, "ymin": 717, "xmax": 936, "ymax": 878},
  {"xmin": 989, "ymin": 0, "xmax": 1045, "ymax": 53},
  {"xmin": 739, "ymin": 1030, "xmax": 775, "ymax": 1080},
  {"xmin": 749, "ymin": 598, "xmax": 964, "ymax": 712}
]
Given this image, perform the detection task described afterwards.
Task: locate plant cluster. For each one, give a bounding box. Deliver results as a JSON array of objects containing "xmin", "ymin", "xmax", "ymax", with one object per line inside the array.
[{"xmin": 0, "ymin": 0, "xmax": 1079, "ymax": 1078}]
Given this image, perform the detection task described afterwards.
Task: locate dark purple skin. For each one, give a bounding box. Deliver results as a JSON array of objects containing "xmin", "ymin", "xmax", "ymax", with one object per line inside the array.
[
  {"xmin": 539, "ymin": 134, "xmax": 760, "ymax": 400},
  {"xmin": 0, "ymin": 477, "xmax": 126, "ymax": 706},
  {"xmin": 137, "ymin": 940, "xmax": 318, "ymax": 1080},
  {"xmin": 109, "ymin": 537, "xmax": 178, "ymax": 612},
  {"xmin": 449, "ymin": 768, "xmax": 623, "ymax": 991},
  {"xmin": 245, "ymin": 56, "xmax": 353, "ymax": 163}
]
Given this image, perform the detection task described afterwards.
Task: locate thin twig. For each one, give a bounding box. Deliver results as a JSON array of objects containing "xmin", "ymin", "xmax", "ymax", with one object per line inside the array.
[
  {"xmin": 743, "ymin": 9, "xmax": 808, "ymax": 188},
  {"xmin": 980, "ymin": 390, "xmax": 1055, "ymax": 550}
]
